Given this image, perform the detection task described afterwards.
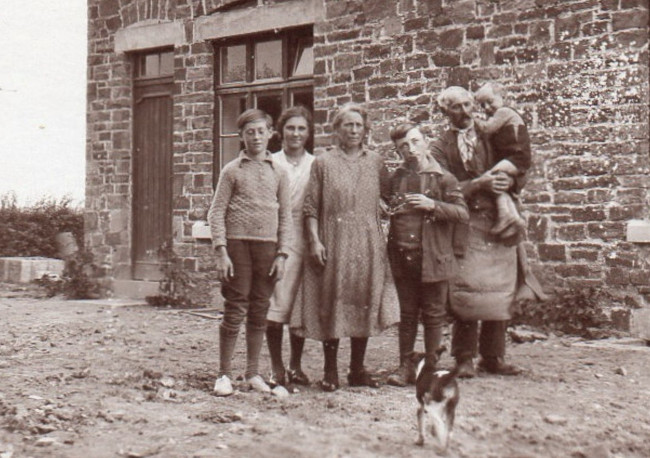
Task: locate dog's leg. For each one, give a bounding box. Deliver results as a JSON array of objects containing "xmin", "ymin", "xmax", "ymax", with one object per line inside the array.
[{"xmin": 416, "ymin": 405, "xmax": 425, "ymax": 446}]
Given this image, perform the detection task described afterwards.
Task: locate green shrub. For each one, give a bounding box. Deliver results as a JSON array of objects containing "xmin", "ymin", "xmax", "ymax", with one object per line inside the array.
[{"xmin": 0, "ymin": 193, "xmax": 83, "ymax": 258}]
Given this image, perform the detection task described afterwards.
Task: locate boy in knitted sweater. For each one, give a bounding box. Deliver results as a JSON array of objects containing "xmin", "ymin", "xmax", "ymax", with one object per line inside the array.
[
  {"xmin": 474, "ymin": 82, "xmax": 531, "ymax": 240},
  {"xmin": 208, "ymin": 109, "xmax": 292, "ymax": 396}
]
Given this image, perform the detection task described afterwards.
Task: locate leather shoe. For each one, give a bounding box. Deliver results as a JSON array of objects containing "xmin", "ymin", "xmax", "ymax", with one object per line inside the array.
[
  {"xmin": 455, "ymin": 358, "xmax": 476, "ymax": 379},
  {"xmin": 386, "ymin": 363, "xmax": 415, "ymax": 387},
  {"xmin": 478, "ymin": 357, "xmax": 522, "ymax": 376},
  {"xmin": 348, "ymin": 369, "xmax": 380, "ymax": 388}
]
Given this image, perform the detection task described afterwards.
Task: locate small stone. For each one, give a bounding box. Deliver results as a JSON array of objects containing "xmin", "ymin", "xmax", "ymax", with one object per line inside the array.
[
  {"xmin": 614, "ymin": 367, "xmax": 627, "ymax": 376},
  {"xmin": 35, "ymin": 438, "xmax": 56, "ymax": 447},
  {"xmin": 35, "ymin": 424, "xmax": 57, "ymax": 434},
  {"xmin": 594, "ymin": 373, "xmax": 603, "ymax": 379},
  {"xmin": 573, "ymin": 443, "xmax": 611, "ymax": 458},
  {"xmin": 160, "ymin": 376, "xmax": 175, "ymax": 388},
  {"xmin": 543, "ymin": 414, "xmax": 568, "ymax": 425},
  {"xmin": 509, "ymin": 328, "xmax": 549, "ymax": 343}
]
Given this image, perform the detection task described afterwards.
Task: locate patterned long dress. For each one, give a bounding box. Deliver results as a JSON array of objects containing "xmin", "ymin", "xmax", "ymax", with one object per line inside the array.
[{"xmin": 290, "ymin": 147, "xmax": 398, "ymax": 340}]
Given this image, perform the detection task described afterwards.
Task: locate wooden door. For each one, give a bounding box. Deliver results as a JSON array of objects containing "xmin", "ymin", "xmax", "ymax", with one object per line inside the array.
[{"xmin": 132, "ymin": 79, "xmax": 173, "ymax": 280}]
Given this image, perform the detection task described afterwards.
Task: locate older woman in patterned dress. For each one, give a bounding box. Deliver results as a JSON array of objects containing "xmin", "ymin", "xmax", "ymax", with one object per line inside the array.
[{"xmin": 290, "ymin": 102, "xmax": 398, "ymax": 392}]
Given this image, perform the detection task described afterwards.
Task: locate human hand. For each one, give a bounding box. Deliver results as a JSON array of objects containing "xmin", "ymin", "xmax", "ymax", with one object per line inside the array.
[
  {"xmin": 269, "ymin": 256, "xmax": 286, "ymax": 281},
  {"xmin": 404, "ymin": 193, "xmax": 436, "ymax": 212},
  {"xmin": 480, "ymin": 170, "xmax": 513, "ymax": 194},
  {"xmin": 310, "ymin": 240, "xmax": 327, "ymax": 266},
  {"xmin": 215, "ymin": 249, "xmax": 234, "ymax": 281}
]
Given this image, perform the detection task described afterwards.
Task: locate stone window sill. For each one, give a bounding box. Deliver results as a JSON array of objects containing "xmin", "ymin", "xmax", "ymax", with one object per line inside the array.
[{"xmin": 192, "ymin": 222, "xmax": 212, "ymax": 240}]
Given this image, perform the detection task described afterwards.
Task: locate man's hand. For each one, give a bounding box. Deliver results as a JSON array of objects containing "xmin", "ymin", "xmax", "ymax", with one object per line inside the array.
[
  {"xmin": 269, "ymin": 256, "xmax": 286, "ymax": 281},
  {"xmin": 215, "ymin": 247, "xmax": 234, "ymax": 282},
  {"xmin": 404, "ymin": 193, "xmax": 436, "ymax": 212},
  {"xmin": 310, "ymin": 240, "xmax": 327, "ymax": 267},
  {"xmin": 479, "ymin": 170, "xmax": 514, "ymax": 194}
]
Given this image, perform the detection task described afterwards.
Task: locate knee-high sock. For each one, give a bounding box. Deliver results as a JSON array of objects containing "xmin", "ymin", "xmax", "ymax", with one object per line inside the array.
[
  {"xmin": 245, "ymin": 321, "xmax": 267, "ymax": 379},
  {"xmin": 265, "ymin": 320, "xmax": 284, "ymax": 375},
  {"xmin": 289, "ymin": 331, "xmax": 305, "ymax": 370},
  {"xmin": 350, "ymin": 337, "xmax": 369, "ymax": 374},
  {"xmin": 219, "ymin": 324, "xmax": 240, "ymax": 378},
  {"xmin": 323, "ymin": 339, "xmax": 339, "ymax": 377}
]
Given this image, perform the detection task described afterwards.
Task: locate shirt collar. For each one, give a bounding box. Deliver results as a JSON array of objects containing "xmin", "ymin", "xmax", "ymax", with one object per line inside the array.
[{"xmin": 238, "ymin": 150, "xmax": 275, "ymax": 168}]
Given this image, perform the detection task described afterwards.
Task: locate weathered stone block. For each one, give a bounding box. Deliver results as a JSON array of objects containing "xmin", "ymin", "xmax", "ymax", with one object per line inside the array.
[
  {"xmin": 0, "ymin": 257, "xmax": 65, "ymax": 284},
  {"xmin": 539, "ymin": 244, "xmax": 567, "ymax": 261},
  {"xmin": 612, "ymin": 9, "xmax": 649, "ymax": 30}
]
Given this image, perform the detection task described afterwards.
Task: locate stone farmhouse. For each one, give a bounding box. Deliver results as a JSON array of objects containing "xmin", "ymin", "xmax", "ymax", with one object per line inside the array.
[{"xmin": 86, "ymin": 0, "xmax": 650, "ymax": 332}]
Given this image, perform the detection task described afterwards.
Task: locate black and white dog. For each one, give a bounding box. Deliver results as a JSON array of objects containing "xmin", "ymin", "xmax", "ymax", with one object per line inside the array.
[{"xmin": 414, "ymin": 350, "xmax": 460, "ymax": 452}]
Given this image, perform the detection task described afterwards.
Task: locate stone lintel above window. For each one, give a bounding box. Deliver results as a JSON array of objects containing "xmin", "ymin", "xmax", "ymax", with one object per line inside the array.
[
  {"xmin": 195, "ymin": 0, "xmax": 324, "ymax": 41},
  {"xmin": 115, "ymin": 20, "xmax": 186, "ymax": 54}
]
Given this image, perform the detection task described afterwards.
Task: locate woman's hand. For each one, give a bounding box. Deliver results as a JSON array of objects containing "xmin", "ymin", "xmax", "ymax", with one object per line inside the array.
[
  {"xmin": 404, "ymin": 193, "xmax": 436, "ymax": 212},
  {"xmin": 310, "ymin": 240, "xmax": 327, "ymax": 267},
  {"xmin": 215, "ymin": 247, "xmax": 234, "ymax": 282},
  {"xmin": 269, "ymin": 256, "xmax": 286, "ymax": 281}
]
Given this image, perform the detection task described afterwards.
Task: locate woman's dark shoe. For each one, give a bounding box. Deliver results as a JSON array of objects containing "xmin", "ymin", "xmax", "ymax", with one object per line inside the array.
[
  {"xmin": 320, "ymin": 371, "xmax": 340, "ymax": 392},
  {"xmin": 268, "ymin": 370, "xmax": 286, "ymax": 388},
  {"xmin": 347, "ymin": 369, "xmax": 380, "ymax": 388},
  {"xmin": 287, "ymin": 368, "xmax": 310, "ymax": 386},
  {"xmin": 319, "ymin": 379, "xmax": 339, "ymax": 392}
]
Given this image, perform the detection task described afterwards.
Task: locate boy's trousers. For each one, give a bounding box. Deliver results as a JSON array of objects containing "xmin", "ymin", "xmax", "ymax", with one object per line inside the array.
[
  {"xmin": 388, "ymin": 245, "xmax": 448, "ymax": 366},
  {"xmin": 220, "ymin": 239, "xmax": 277, "ymax": 378}
]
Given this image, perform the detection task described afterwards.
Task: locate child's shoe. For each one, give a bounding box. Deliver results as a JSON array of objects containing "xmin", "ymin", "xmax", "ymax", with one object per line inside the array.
[
  {"xmin": 492, "ymin": 193, "xmax": 525, "ymax": 236},
  {"xmin": 213, "ymin": 375, "xmax": 234, "ymax": 396},
  {"xmin": 247, "ymin": 375, "xmax": 272, "ymax": 393}
]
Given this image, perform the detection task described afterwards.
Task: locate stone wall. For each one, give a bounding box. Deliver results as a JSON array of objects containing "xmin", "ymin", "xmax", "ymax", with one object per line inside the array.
[
  {"xmin": 86, "ymin": 0, "xmax": 650, "ymax": 320},
  {"xmin": 313, "ymin": 0, "xmax": 650, "ymax": 318}
]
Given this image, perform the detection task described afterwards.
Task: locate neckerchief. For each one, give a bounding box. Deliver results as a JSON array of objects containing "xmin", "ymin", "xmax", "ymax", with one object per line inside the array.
[{"xmin": 450, "ymin": 121, "xmax": 478, "ymax": 173}]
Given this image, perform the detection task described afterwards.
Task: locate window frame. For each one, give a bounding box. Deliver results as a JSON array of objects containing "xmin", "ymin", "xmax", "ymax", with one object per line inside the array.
[{"xmin": 212, "ymin": 26, "xmax": 313, "ymax": 181}]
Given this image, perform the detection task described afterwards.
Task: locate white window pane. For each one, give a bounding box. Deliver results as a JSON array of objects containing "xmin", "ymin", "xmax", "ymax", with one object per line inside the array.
[
  {"xmin": 160, "ymin": 51, "xmax": 174, "ymax": 75},
  {"xmin": 255, "ymin": 40, "xmax": 282, "ymax": 80},
  {"xmin": 145, "ymin": 54, "xmax": 159, "ymax": 77},
  {"xmin": 222, "ymin": 137, "xmax": 242, "ymax": 165},
  {"xmin": 222, "ymin": 45, "xmax": 246, "ymax": 83},
  {"xmin": 292, "ymin": 40, "xmax": 313, "ymax": 76},
  {"xmin": 221, "ymin": 95, "xmax": 246, "ymax": 134}
]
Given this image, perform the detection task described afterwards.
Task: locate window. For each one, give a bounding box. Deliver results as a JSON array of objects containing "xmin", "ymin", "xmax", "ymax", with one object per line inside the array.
[
  {"xmin": 213, "ymin": 27, "xmax": 314, "ymax": 177},
  {"xmin": 134, "ymin": 50, "xmax": 174, "ymax": 79}
]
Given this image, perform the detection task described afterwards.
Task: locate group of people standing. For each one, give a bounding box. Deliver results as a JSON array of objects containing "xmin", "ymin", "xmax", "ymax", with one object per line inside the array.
[{"xmin": 207, "ymin": 84, "xmax": 544, "ymax": 396}]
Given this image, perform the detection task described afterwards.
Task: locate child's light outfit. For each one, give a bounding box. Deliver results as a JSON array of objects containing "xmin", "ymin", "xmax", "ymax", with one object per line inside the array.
[
  {"xmin": 474, "ymin": 107, "xmax": 531, "ymax": 239},
  {"xmin": 267, "ymin": 150, "xmax": 314, "ymax": 323}
]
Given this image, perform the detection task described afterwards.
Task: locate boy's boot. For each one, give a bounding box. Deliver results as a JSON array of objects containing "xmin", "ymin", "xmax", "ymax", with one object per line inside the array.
[
  {"xmin": 387, "ymin": 319, "xmax": 418, "ymax": 387},
  {"xmin": 478, "ymin": 356, "xmax": 522, "ymax": 376},
  {"xmin": 491, "ymin": 193, "xmax": 525, "ymax": 236},
  {"xmin": 387, "ymin": 358, "xmax": 416, "ymax": 387}
]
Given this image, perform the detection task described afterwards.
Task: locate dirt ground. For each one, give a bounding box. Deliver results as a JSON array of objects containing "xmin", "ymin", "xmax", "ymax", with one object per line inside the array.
[{"xmin": 1, "ymin": 285, "xmax": 650, "ymax": 458}]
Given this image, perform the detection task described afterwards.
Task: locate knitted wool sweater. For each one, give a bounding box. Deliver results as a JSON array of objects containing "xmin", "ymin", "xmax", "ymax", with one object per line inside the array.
[{"xmin": 208, "ymin": 151, "xmax": 292, "ymax": 256}]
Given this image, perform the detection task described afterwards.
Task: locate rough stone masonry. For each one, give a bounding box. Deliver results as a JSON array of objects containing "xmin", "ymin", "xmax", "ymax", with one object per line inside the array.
[{"xmin": 86, "ymin": 0, "xmax": 650, "ymax": 330}]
